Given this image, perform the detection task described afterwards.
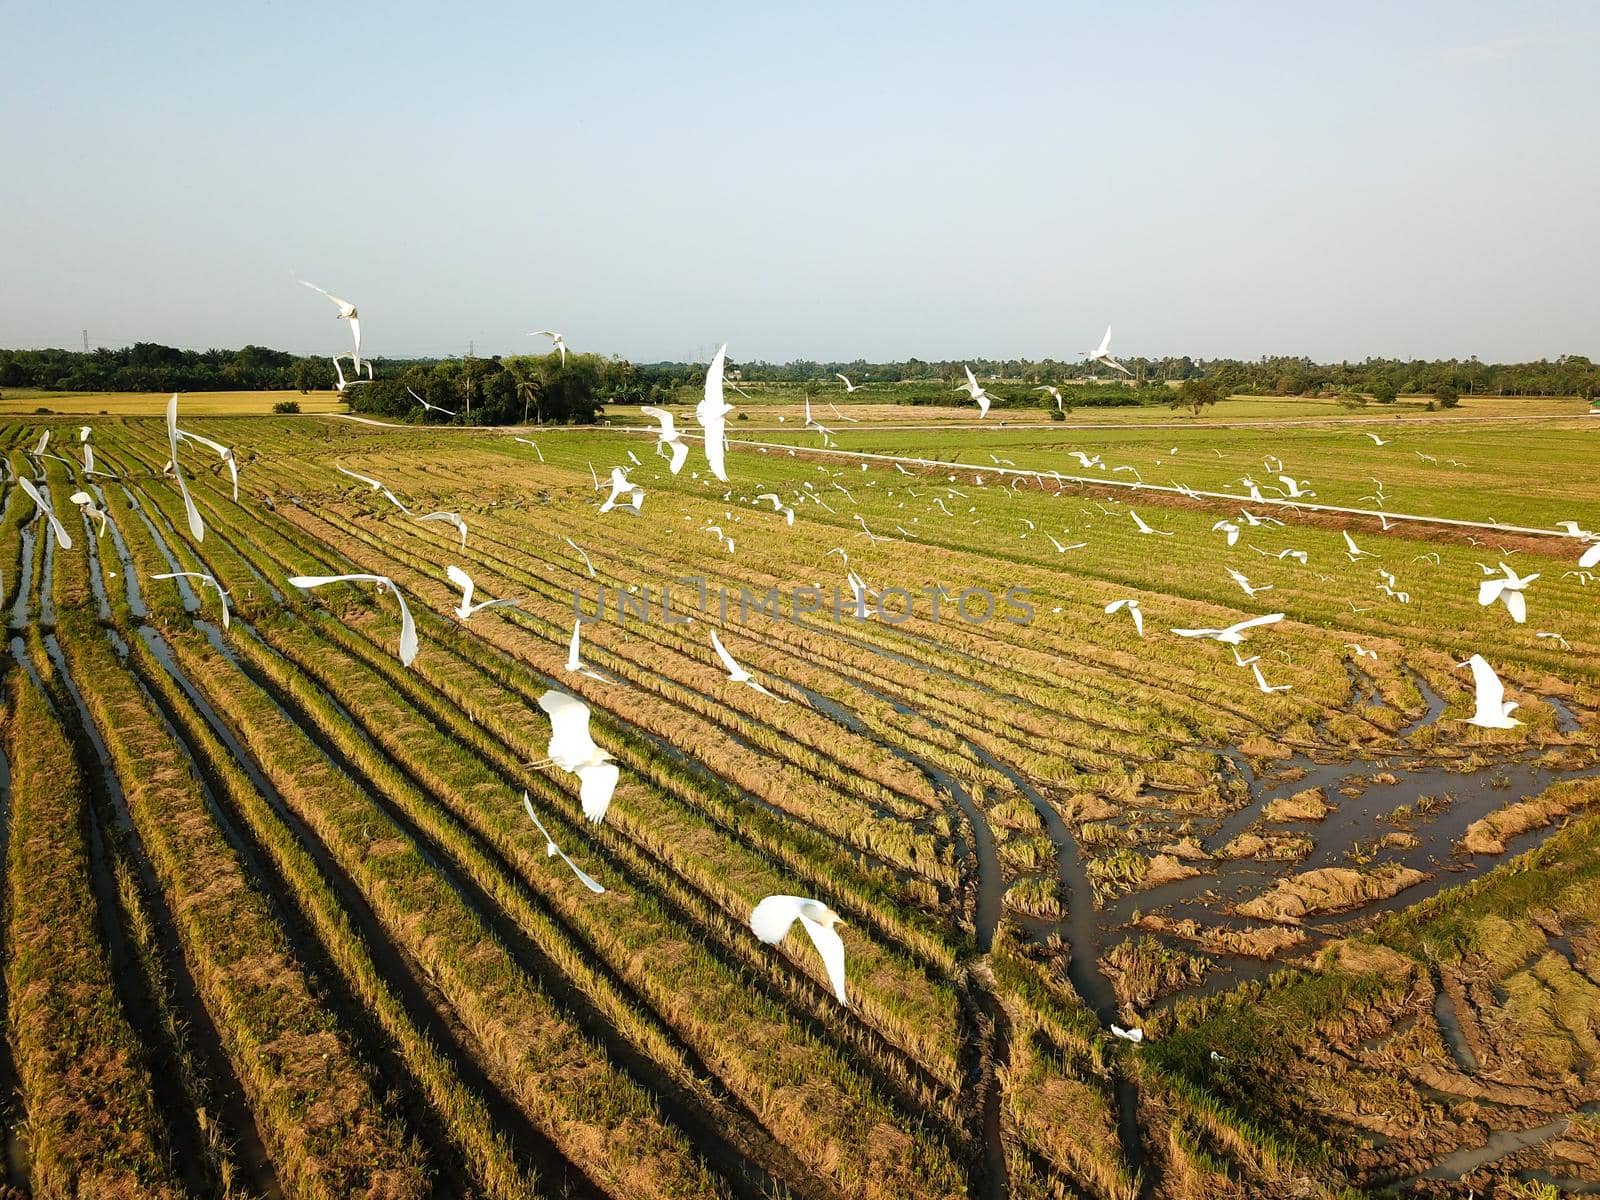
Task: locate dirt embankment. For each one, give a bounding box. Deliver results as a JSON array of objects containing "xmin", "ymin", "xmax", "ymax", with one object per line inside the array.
[{"xmin": 1237, "ymin": 864, "xmax": 1427, "ymax": 924}]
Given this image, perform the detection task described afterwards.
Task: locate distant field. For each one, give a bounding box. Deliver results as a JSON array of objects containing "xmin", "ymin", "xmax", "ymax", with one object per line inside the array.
[{"xmin": 0, "ymin": 386, "xmax": 348, "ymax": 415}]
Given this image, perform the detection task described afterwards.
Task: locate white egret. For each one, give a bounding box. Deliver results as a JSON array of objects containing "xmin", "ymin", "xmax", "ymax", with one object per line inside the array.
[
  {"xmin": 165, "ymin": 394, "xmax": 205, "ymax": 541},
  {"xmin": 1535, "ymin": 631, "xmax": 1569, "ymax": 650},
  {"xmin": 522, "ymin": 793, "xmax": 604, "ymax": 892},
  {"xmin": 754, "ymin": 493, "xmax": 795, "ymax": 525},
  {"xmin": 174, "ymin": 427, "xmax": 239, "ymax": 501},
  {"xmin": 416, "ymin": 510, "xmax": 469, "ymax": 549},
  {"xmin": 566, "ymin": 620, "xmax": 613, "ymax": 682},
  {"xmin": 535, "ymin": 691, "xmax": 618, "ymax": 822},
  {"xmin": 288, "ymin": 574, "xmax": 417, "ymax": 666},
  {"xmin": 68, "ymin": 490, "xmax": 109, "ymax": 538},
  {"xmin": 696, "ymin": 344, "xmax": 733, "ymax": 481},
  {"xmin": 955, "ymin": 366, "xmax": 995, "ymax": 418},
  {"xmin": 1455, "ymin": 655, "xmax": 1519, "ymax": 729},
  {"xmin": 1477, "ymin": 562, "xmax": 1538, "ymax": 624},
  {"xmin": 445, "ymin": 564, "xmax": 517, "ymax": 620},
  {"xmin": 1212, "ymin": 519, "xmax": 1240, "ymax": 546},
  {"xmin": 1342, "ymin": 531, "xmax": 1375, "ymax": 561},
  {"xmin": 564, "ymin": 536, "xmax": 596, "ymax": 578},
  {"xmin": 1082, "ymin": 326, "xmax": 1133, "ymax": 376},
  {"xmin": 331, "ymin": 355, "xmax": 371, "ymax": 393},
  {"xmin": 335, "ymin": 464, "xmax": 411, "ymax": 514},
  {"xmin": 408, "ymin": 387, "xmax": 455, "ymax": 418},
  {"xmin": 18, "ymin": 478, "xmax": 74, "ymax": 550},
  {"xmin": 1034, "ymin": 384, "xmax": 1065, "ymax": 414},
  {"xmin": 299, "ymin": 280, "xmax": 362, "ymax": 369},
  {"xmin": 1277, "ymin": 475, "xmax": 1315, "ymax": 498},
  {"xmin": 512, "ymin": 436, "xmax": 545, "ymax": 462},
  {"xmin": 1171, "ymin": 613, "xmax": 1284, "ymax": 644},
  {"xmin": 528, "ymin": 330, "xmax": 567, "ymax": 364},
  {"xmin": 1045, "ymin": 533, "xmax": 1086, "ymax": 553},
  {"xmin": 1129, "ymin": 510, "xmax": 1172, "ymax": 537},
  {"xmin": 1361, "ymin": 432, "xmax": 1390, "ymax": 446},
  {"xmin": 598, "ymin": 468, "xmax": 644, "ymax": 514},
  {"xmin": 835, "ymin": 373, "xmax": 861, "ymax": 393},
  {"xmin": 639, "ymin": 406, "xmax": 690, "ymax": 474},
  {"xmin": 1343, "ymin": 643, "xmax": 1378, "ymax": 660},
  {"xmin": 1110, "ymin": 1024, "xmax": 1144, "ymax": 1044},
  {"xmin": 750, "ymin": 895, "xmax": 848, "ymax": 1006},
  {"xmin": 1105, "ymin": 598, "xmax": 1144, "ymax": 637},
  {"xmin": 1251, "ymin": 663, "xmax": 1291, "ymax": 694},
  {"xmin": 152, "ymin": 571, "xmax": 231, "ymax": 629},
  {"xmin": 1068, "ymin": 451, "xmax": 1105, "ymax": 470},
  {"xmin": 710, "ymin": 630, "xmax": 784, "ymax": 700},
  {"xmin": 1226, "ymin": 568, "xmax": 1274, "ymax": 598}
]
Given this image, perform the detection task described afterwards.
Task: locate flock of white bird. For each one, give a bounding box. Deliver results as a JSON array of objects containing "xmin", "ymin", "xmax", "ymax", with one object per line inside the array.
[{"xmin": 12, "ymin": 294, "xmax": 1596, "ymax": 1033}]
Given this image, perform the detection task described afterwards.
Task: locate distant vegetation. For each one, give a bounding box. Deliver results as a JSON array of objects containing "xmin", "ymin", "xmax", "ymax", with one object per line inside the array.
[{"xmin": 2, "ymin": 343, "xmax": 1595, "ymax": 426}]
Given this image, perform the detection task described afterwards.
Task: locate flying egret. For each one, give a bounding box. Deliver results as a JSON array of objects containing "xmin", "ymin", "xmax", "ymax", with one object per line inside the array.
[
  {"xmin": 331, "ymin": 355, "xmax": 370, "ymax": 393},
  {"xmin": 335, "ymin": 464, "xmax": 412, "ymax": 514},
  {"xmin": 512, "ymin": 436, "xmax": 545, "ymax": 461},
  {"xmin": 416, "ymin": 510, "xmax": 469, "ymax": 549},
  {"xmin": 1105, "ymin": 598, "xmax": 1144, "ymax": 637},
  {"xmin": 956, "ymin": 366, "xmax": 995, "ymax": 418},
  {"xmin": 535, "ymin": 690, "xmax": 619, "ymax": 822},
  {"xmin": 408, "ymin": 387, "xmax": 456, "ymax": 417},
  {"xmin": 827, "ymin": 402, "xmax": 858, "ymax": 423},
  {"xmin": 1226, "ymin": 568, "xmax": 1274, "ymax": 598},
  {"xmin": 754, "ymin": 493, "xmax": 795, "ymax": 525},
  {"xmin": 750, "ymin": 895, "xmax": 848, "ymax": 1006},
  {"xmin": 165, "ymin": 394, "xmax": 205, "ymax": 541},
  {"xmin": 1251, "ymin": 663, "xmax": 1291, "ymax": 694},
  {"xmin": 1046, "ymin": 533, "xmax": 1086, "ymax": 553},
  {"xmin": 1341, "ymin": 531, "xmax": 1375, "ymax": 561},
  {"xmin": 1068, "ymin": 451, "xmax": 1105, "ymax": 470},
  {"xmin": 445, "ymin": 564, "xmax": 517, "ymax": 620},
  {"xmin": 566, "ymin": 620, "xmax": 613, "ymax": 682},
  {"xmin": 1129, "ymin": 510, "xmax": 1173, "ymax": 537},
  {"xmin": 68, "ymin": 490, "xmax": 109, "ymax": 538},
  {"xmin": 1170, "ymin": 613, "xmax": 1284, "ymax": 644},
  {"xmin": 1455, "ymin": 655, "xmax": 1519, "ymax": 729},
  {"xmin": 288, "ymin": 574, "xmax": 417, "ymax": 666},
  {"xmin": 299, "ymin": 280, "xmax": 362, "ymax": 369},
  {"xmin": 564, "ymin": 536, "xmax": 596, "ymax": 578},
  {"xmin": 528, "ymin": 330, "xmax": 568, "ymax": 364},
  {"xmin": 598, "ymin": 468, "xmax": 644, "ymax": 514},
  {"xmin": 1034, "ymin": 385, "xmax": 1065, "ymax": 414},
  {"xmin": 152, "ymin": 571, "xmax": 231, "ymax": 629},
  {"xmin": 1082, "ymin": 326, "xmax": 1133, "ymax": 376},
  {"xmin": 1476, "ymin": 562, "xmax": 1538, "ymax": 624},
  {"xmin": 521, "ymin": 793, "xmax": 605, "ymax": 892},
  {"xmin": 1212, "ymin": 519, "xmax": 1240, "ymax": 546},
  {"xmin": 1362, "ymin": 432, "xmax": 1390, "ymax": 446},
  {"xmin": 639, "ymin": 406, "xmax": 690, "ymax": 474},
  {"xmin": 1277, "ymin": 475, "xmax": 1315, "ymax": 498},
  {"xmin": 710, "ymin": 630, "xmax": 784, "ymax": 700},
  {"xmin": 835, "ymin": 373, "xmax": 861, "ymax": 393},
  {"xmin": 1344, "ymin": 643, "xmax": 1378, "ymax": 660},
  {"xmin": 1231, "ymin": 646, "xmax": 1261, "ymax": 667},
  {"xmin": 18, "ymin": 478, "xmax": 74, "ymax": 550},
  {"xmin": 696, "ymin": 344, "xmax": 733, "ymax": 482},
  {"xmin": 1110, "ymin": 1024, "xmax": 1144, "ymax": 1044},
  {"xmin": 1535, "ymin": 631, "xmax": 1570, "ymax": 651},
  {"xmin": 174, "ymin": 426, "xmax": 240, "ymax": 501}
]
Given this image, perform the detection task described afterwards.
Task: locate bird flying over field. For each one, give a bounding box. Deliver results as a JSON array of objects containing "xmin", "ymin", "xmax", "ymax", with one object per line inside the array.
[
  {"xmin": 445, "ymin": 564, "xmax": 517, "ymax": 620},
  {"xmin": 1456, "ymin": 655, "xmax": 1519, "ymax": 729},
  {"xmin": 1226, "ymin": 568, "xmax": 1274, "ymax": 598},
  {"xmin": 288, "ymin": 574, "xmax": 417, "ymax": 666},
  {"xmin": 1343, "ymin": 643, "xmax": 1378, "ymax": 660},
  {"xmin": 165, "ymin": 394, "xmax": 206, "ymax": 541},
  {"xmin": 174, "ymin": 426, "xmax": 240, "ymax": 500},
  {"xmin": 710, "ymin": 630, "xmax": 784, "ymax": 700},
  {"xmin": 754, "ymin": 493, "xmax": 795, "ymax": 524},
  {"xmin": 564, "ymin": 536, "xmax": 596, "ymax": 578},
  {"xmin": 68, "ymin": 490, "xmax": 109, "ymax": 538},
  {"xmin": 956, "ymin": 366, "xmax": 996, "ymax": 418},
  {"xmin": 1212, "ymin": 519, "xmax": 1240, "ymax": 546},
  {"xmin": 1034, "ymin": 385, "xmax": 1065, "ymax": 414},
  {"xmin": 1341, "ymin": 531, "xmax": 1375, "ymax": 561},
  {"xmin": 417, "ymin": 510, "xmax": 469, "ymax": 548},
  {"xmin": 1477, "ymin": 562, "xmax": 1538, "ymax": 624},
  {"xmin": 639, "ymin": 406, "xmax": 690, "ymax": 474},
  {"xmin": 1110, "ymin": 1024, "xmax": 1144, "ymax": 1043},
  {"xmin": 408, "ymin": 387, "xmax": 455, "ymax": 418},
  {"xmin": 1535, "ymin": 631, "xmax": 1569, "ymax": 651},
  {"xmin": 1250, "ymin": 663, "xmax": 1291, "ymax": 694},
  {"xmin": 566, "ymin": 620, "xmax": 612, "ymax": 682},
  {"xmin": 522, "ymin": 793, "xmax": 605, "ymax": 892},
  {"xmin": 1129, "ymin": 510, "xmax": 1172, "ymax": 537},
  {"xmin": 835, "ymin": 373, "xmax": 861, "ymax": 393},
  {"xmin": 152, "ymin": 571, "xmax": 231, "ymax": 629},
  {"xmin": 528, "ymin": 330, "xmax": 567, "ymax": 364},
  {"xmin": 750, "ymin": 895, "xmax": 848, "ymax": 1005},
  {"xmin": 1082, "ymin": 325, "xmax": 1133, "ymax": 376},
  {"xmin": 336, "ymin": 464, "xmax": 412, "ymax": 514},
  {"xmin": 1170, "ymin": 612, "xmax": 1284, "ymax": 644},
  {"xmin": 1361, "ymin": 432, "xmax": 1389, "ymax": 446},
  {"xmin": 598, "ymin": 468, "xmax": 644, "ymax": 514},
  {"xmin": 299, "ymin": 280, "xmax": 362, "ymax": 370},
  {"xmin": 18, "ymin": 478, "xmax": 73, "ymax": 550},
  {"xmin": 696, "ymin": 344, "xmax": 733, "ymax": 481},
  {"xmin": 1105, "ymin": 598, "xmax": 1144, "ymax": 637},
  {"xmin": 535, "ymin": 691, "xmax": 619, "ymax": 822}
]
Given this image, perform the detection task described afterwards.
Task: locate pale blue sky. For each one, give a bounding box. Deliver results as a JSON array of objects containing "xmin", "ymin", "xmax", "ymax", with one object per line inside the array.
[{"xmin": 3, "ymin": 1, "xmax": 1596, "ymax": 363}]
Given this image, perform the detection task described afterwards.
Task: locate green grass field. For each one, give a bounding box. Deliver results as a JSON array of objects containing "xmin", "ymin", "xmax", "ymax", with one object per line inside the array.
[{"xmin": 2, "ymin": 408, "xmax": 1597, "ymax": 1198}]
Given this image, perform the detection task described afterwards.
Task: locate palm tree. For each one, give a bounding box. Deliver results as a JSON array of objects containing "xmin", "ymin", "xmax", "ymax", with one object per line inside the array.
[{"xmin": 510, "ymin": 365, "xmax": 542, "ymax": 425}]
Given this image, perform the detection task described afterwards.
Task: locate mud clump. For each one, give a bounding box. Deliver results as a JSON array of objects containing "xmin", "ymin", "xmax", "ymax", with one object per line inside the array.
[
  {"xmin": 1263, "ymin": 787, "xmax": 1332, "ymax": 823},
  {"xmin": 1237, "ymin": 864, "xmax": 1427, "ymax": 924}
]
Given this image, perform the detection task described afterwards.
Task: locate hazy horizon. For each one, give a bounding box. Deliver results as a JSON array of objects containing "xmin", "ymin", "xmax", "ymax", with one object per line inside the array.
[{"xmin": 4, "ymin": 1, "xmax": 1597, "ymax": 365}]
